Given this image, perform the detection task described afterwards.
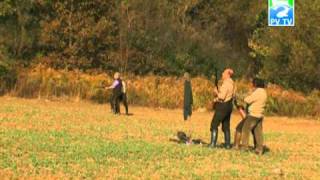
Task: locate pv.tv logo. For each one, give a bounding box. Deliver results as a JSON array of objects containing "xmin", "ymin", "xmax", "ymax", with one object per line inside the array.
[{"xmin": 269, "ymin": 0, "xmax": 294, "ymax": 26}]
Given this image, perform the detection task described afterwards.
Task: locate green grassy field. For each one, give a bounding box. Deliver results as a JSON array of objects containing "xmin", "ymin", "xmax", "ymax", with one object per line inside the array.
[{"xmin": 0, "ymin": 97, "xmax": 320, "ymax": 179}]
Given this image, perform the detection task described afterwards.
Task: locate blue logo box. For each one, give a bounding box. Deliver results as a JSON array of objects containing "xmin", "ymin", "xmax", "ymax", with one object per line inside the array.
[{"xmin": 269, "ymin": 0, "xmax": 294, "ymax": 26}]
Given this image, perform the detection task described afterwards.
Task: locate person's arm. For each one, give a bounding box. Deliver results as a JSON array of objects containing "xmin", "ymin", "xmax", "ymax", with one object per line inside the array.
[
  {"xmin": 234, "ymin": 94, "xmax": 246, "ymax": 119},
  {"xmin": 244, "ymin": 90, "xmax": 257, "ymax": 104},
  {"xmin": 238, "ymin": 106, "xmax": 246, "ymax": 119},
  {"xmin": 106, "ymin": 80, "xmax": 119, "ymax": 90}
]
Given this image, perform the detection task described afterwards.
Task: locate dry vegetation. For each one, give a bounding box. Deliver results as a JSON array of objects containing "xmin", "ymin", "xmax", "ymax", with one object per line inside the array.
[
  {"xmin": 9, "ymin": 66, "xmax": 320, "ymax": 118},
  {"xmin": 0, "ymin": 97, "xmax": 320, "ymax": 179}
]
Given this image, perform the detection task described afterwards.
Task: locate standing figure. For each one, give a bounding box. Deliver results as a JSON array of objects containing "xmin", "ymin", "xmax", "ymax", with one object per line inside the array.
[
  {"xmin": 183, "ymin": 72, "xmax": 193, "ymax": 121},
  {"xmin": 106, "ymin": 72, "xmax": 122, "ymax": 114},
  {"xmin": 182, "ymin": 72, "xmax": 193, "ymax": 145},
  {"xmin": 238, "ymin": 78, "xmax": 267, "ymax": 155},
  {"xmin": 209, "ymin": 68, "xmax": 235, "ymax": 149},
  {"xmin": 233, "ymin": 104, "xmax": 257, "ymax": 150}
]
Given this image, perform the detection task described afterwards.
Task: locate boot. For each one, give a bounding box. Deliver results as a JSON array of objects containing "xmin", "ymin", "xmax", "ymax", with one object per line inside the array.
[
  {"xmin": 233, "ymin": 131, "xmax": 241, "ymax": 150},
  {"xmin": 224, "ymin": 130, "xmax": 231, "ymax": 149},
  {"xmin": 208, "ymin": 130, "xmax": 218, "ymax": 148}
]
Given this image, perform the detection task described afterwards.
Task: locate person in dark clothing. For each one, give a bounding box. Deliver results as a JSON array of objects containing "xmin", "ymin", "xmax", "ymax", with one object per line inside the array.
[
  {"xmin": 209, "ymin": 68, "xmax": 236, "ymax": 149},
  {"xmin": 106, "ymin": 72, "xmax": 123, "ymax": 114},
  {"xmin": 183, "ymin": 72, "xmax": 193, "ymax": 145},
  {"xmin": 183, "ymin": 72, "xmax": 193, "ymax": 121}
]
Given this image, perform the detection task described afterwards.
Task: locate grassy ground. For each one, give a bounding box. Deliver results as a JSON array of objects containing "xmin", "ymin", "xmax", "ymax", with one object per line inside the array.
[{"xmin": 0, "ymin": 97, "xmax": 319, "ymax": 179}]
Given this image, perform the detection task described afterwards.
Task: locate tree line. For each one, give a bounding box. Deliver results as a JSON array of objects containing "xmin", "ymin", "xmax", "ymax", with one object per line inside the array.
[{"xmin": 0, "ymin": 0, "xmax": 319, "ymax": 93}]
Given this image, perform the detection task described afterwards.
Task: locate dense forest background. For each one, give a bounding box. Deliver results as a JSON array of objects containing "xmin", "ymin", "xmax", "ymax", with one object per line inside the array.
[{"xmin": 0, "ymin": 0, "xmax": 319, "ymax": 93}]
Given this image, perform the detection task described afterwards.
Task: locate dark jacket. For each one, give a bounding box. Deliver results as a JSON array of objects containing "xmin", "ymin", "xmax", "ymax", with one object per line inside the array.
[{"xmin": 184, "ymin": 80, "xmax": 193, "ymax": 107}]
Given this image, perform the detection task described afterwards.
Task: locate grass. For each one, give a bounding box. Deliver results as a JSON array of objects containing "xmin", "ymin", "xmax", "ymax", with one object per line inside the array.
[{"xmin": 0, "ymin": 97, "xmax": 320, "ymax": 179}]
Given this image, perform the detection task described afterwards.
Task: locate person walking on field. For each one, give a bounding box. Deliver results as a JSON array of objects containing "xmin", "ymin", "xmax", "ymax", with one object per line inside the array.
[
  {"xmin": 234, "ymin": 78, "xmax": 267, "ymax": 155},
  {"xmin": 209, "ymin": 68, "xmax": 236, "ymax": 149},
  {"xmin": 106, "ymin": 72, "xmax": 123, "ymax": 114}
]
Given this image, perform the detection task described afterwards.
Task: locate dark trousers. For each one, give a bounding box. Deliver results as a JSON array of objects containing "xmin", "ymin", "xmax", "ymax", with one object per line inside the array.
[
  {"xmin": 111, "ymin": 93, "xmax": 122, "ymax": 114},
  {"xmin": 210, "ymin": 100, "xmax": 233, "ymax": 147},
  {"xmin": 235, "ymin": 119, "xmax": 257, "ymax": 148},
  {"xmin": 110, "ymin": 93, "xmax": 129, "ymax": 114},
  {"xmin": 210, "ymin": 100, "xmax": 233, "ymax": 132},
  {"xmin": 240, "ymin": 115, "xmax": 264, "ymax": 152}
]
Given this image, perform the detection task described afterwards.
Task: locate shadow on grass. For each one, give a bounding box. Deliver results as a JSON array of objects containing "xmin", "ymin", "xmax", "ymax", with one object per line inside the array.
[
  {"xmin": 170, "ymin": 131, "xmax": 271, "ymax": 155},
  {"xmin": 238, "ymin": 145, "xmax": 271, "ymax": 155},
  {"xmin": 110, "ymin": 112, "xmax": 134, "ymax": 116}
]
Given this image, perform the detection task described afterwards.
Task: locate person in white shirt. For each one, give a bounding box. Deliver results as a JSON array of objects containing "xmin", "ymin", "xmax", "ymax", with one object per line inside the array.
[
  {"xmin": 209, "ymin": 68, "xmax": 236, "ymax": 149},
  {"xmin": 234, "ymin": 78, "xmax": 267, "ymax": 155}
]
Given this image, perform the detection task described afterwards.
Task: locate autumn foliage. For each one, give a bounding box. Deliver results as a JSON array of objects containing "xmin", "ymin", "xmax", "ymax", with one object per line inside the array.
[{"xmin": 7, "ymin": 65, "xmax": 319, "ymax": 118}]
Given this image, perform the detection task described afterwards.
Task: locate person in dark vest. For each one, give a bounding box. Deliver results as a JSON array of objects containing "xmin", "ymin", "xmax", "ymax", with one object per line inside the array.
[
  {"xmin": 183, "ymin": 72, "xmax": 193, "ymax": 121},
  {"xmin": 234, "ymin": 78, "xmax": 267, "ymax": 155},
  {"xmin": 209, "ymin": 68, "xmax": 236, "ymax": 149},
  {"xmin": 120, "ymin": 77, "xmax": 129, "ymax": 115},
  {"xmin": 106, "ymin": 72, "xmax": 122, "ymax": 114}
]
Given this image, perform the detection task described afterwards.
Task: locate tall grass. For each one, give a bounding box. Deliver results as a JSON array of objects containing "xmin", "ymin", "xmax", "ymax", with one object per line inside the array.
[{"xmin": 1, "ymin": 65, "xmax": 319, "ymax": 118}]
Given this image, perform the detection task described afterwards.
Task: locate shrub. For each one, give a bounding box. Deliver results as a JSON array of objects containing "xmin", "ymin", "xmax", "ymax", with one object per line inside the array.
[
  {"xmin": 3, "ymin": 65, "xmax": 319, "ymax": 118},
  {"xmin": 0, "ymin": 61, "xmax": 17, "ymax": 95}
]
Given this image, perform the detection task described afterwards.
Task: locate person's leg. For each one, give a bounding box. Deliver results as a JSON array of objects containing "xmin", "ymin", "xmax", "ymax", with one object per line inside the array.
[
  {"xmin": 222, "ymin": 102, "xmax": 233, "ymax": 149},
  {"xmin": 209, "ymin": 104, "xmax": 227, "ymax": 148},
  {"xmin": 222, "ymin": 112, "xmax": 232, "ymax": 149},
  {"xmin": 209, "ymin": 113, "xmax": 222, "ymax": 148},
  {"xmin": 253, "ymin": 119, "xmax": 264, "ymax": 155},
  {"xmin": 115, "ymin": 94, "xmax": 121, "ymax": 114},
  {"xmin": 252, "ymin": 128, "xmax": 257, "ymax": 149},
  {"xmin": 233, "ymin": 118, "xmax": 246, "ymax": 149},
  {"xmin": 241, "ymin": 116, "xmax": 258, "ymax": 150},
  {"xmin": 111, "ymin": 94, "xmax": 117, "ymax": 114}
]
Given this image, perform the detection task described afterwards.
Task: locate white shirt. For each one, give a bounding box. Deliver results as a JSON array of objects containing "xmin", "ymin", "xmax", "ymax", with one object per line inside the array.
[
  {"xmin": 244, "ymin": 88, "xmax": 267, "ymax": 118},
  {"xmin": 218, "ymin": 78, "xmax": 235, "ymax": 102}
]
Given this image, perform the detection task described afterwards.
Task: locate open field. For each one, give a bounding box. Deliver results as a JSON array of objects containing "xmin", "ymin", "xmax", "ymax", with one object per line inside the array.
[{"xmin": 0, "ymin": 97, "xmax": 320, "ymax": 179}]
